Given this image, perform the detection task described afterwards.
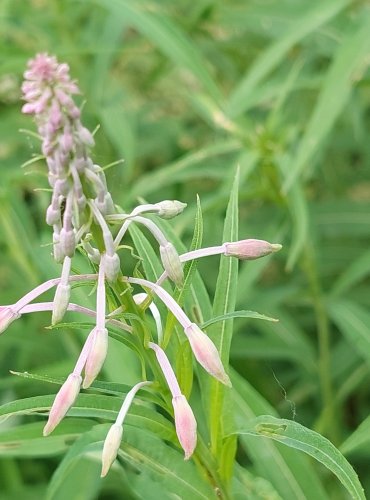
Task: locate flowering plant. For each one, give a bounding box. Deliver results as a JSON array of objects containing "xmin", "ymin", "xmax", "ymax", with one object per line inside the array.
[{"xmin": 0, "ymin": 53, "xmax": 364, "ymax": 499}]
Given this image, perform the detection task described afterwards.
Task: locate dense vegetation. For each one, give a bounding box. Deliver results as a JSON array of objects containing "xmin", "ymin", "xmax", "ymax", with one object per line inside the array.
[{"xmin": 1, "ymin": 0, "xmax": 370, "ymax": 498}]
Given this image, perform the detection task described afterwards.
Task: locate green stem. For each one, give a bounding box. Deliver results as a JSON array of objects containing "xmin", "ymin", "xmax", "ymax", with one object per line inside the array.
[{"xmin": 303, "ymin": 245, "xmax": 338, "ymax": 442}]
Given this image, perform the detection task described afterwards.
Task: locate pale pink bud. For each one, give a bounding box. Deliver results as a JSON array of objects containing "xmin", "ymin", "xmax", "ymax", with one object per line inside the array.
[
  {"xmin": 59, "ymin": 228, "xmax": 75, "ymax": 257},
  {"xmin": 83, "ymin": 327, "xmax": 108, "ymax": 389},
  {"xmin": 223, "ymin": 239, "xmax": 282, "ymax": 260},
  {"xmin": 51, "ymin": 283, "xmax": 71, "ymax": 325},
  {"xmin": 184, "ymin": 323, "xmax": 231, "ymax": 387},
  {"xmin": 172, "ymin": 395, "xmax": 197, "ymax": 460},
  {"xmin": 77, "ymin": 125, "xmax": 95, "ymax": 147},
  {"xmin": 46, "ymin": 204, "xmax": 61, "ymax": 226},
  {"xmin": 0, "ymin": 306, "xmax": 21, "ymax": 334},
  {"xmin": 101, "ymin": 253, "xmax": 120, "ymax": 282},
  {"xmin": 43, "ymin": 373, "xmax": 81, "ymax": 436},
  {"xmin": 101, "ymin": 423, "xmax": 123, "ymax": 477},
  {"xmin": 155, "ymin": 200, "xmax": 187, "ymax": 219},
  {"xmin": 160, "ymin": 242, "xmax": 183, "ymax": 287}
]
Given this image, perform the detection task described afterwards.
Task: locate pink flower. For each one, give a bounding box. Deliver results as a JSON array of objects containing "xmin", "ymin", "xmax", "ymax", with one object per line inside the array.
[
  {"xmin": 223, "ymin": 239, "xmax": 282, "ymax": 260},
  {"xmin": 172, "ymin": 395, "xmax": 197, "ymax": 460},
  {"xmin": 184, "ymin": 323, "xmax": 231, "ymax": 387},
  {"xmin": 43, "ymin": 373, "xmax": 81, "ymax": 436}
]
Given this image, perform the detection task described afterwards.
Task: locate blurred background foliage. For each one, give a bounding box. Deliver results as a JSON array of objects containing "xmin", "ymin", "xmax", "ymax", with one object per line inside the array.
[{"xmin": 1, "ymin": 0, "xmax": 370, "ymax": 498}]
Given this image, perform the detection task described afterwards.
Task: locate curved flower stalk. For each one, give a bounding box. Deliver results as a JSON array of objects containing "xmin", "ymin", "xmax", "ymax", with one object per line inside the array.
[{"xmin": 0, "ymin": 53, "xmax": 283, "ymax": 477}]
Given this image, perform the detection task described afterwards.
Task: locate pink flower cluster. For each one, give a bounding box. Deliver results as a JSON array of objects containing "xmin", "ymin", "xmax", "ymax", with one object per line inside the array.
[{"xmin": 0, "ymin": 53, "xmax": 284, "ymax": 476}]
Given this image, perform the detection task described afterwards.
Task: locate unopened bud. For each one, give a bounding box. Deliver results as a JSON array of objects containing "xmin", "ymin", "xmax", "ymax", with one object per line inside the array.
[
  {"xmin": 52, "ymin": 283, "xmax": 71, "ymax": 325},
  {"xmin": 59, "ymin": 228, "xmax": 75, "ymax": 257},
  {"xmin": 53, "ymin": 232, "xmax": 64, "ymax": 263},
  {"xmin": 155, "ymin": 200, "xmax": 187, "ymax": 219},
  {"xmin": 77, "ymin": 125, "xmax": 95, "ymax": 147},
  {"xmin": 172, "ymin": 395, "xmax": 197, "ymax": 460},
  {"xmin": 95, "ymin": 192, "xmax": 115, "ymax": 216},
  {"xmin": 184, "ymin": 323, "xmax": 231, "ymax": 387},
  {"xmin": 0, "ymin": 306, "xmax": 21, "ymax": 334},
  {"xmin": 101, "ymin": 253, "xmax": 120, "ymax": 282},
  {"xmin": 46, "ymin": 204, "xmax": 61, "ymax": 226},
  {"xmin": 83, "ymin": 327, "xmax": 108, "ymax": 388},
  {"xmin": 160, "ymin": 243, "xmax": 183, "ymax": 287},
  {"xmin": 101, "ymin": 423, "xmax": 123, "ymax": 477},
  {"xmin": 223, "ymin": 239, "xmax": 282, "ymax": 260},
  {"xmin": 43, "ymin": 373, "xmax": 81, "ymax": 436}
]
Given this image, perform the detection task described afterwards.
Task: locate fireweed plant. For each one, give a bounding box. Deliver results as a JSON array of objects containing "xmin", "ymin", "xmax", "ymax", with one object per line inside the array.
[{"xmin": 0, "ymin": 54, "xmax": 281, "ymax": 496}]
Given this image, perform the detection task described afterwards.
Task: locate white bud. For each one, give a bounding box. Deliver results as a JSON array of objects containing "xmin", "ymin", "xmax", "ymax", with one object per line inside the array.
[
  {"xmin": 223, "ymin": 239, "xmax": 282, "ymax": 260},
  {"xmin": 0, "ymin": 307, "xmax": 20, "ymax": 335},
  {"xmin": 102, "ymin": 253, "xmax": 120, "ymax": 282},
  {"xmin": 101, "ymin": 423, "xmax": 123, "ymax": 477},
  {"xmin": 172, "ymin": 395, "xmax": 197, "ymax": 460},
  {"xmin": 155, "ymin": 200, "xmax": 187, "ymax": 219},
  {"xmin": 160, "ymin": 242, "xmax": 183, "ymax": 286},
  {"xmin": 52, "ymin": 283, "xmax": 71, "ymax": 325},
  {"xmin": 60, "ymin": 228, "xmax": 75, "ymax": 257},
  {"xmin": 46, "ymin": 204, "xmax": 61, "ymax": 226}
]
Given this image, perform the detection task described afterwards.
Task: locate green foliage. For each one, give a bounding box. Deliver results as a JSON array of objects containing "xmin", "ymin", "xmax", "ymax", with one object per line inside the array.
[{"xmin": 1, "ymin": 0, "xmax": 370, "ymax": 498}]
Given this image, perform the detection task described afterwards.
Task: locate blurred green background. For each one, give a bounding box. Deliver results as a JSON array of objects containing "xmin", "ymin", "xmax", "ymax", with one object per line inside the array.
[{"xmin": 1, "ymin": 0, "xmax": 370, "ymax": 498}]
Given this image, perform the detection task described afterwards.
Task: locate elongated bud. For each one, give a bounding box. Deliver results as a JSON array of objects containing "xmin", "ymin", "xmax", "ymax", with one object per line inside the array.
[
  {"xmin": 52, "ymin": 283, "xmax": 71, "ymax": 325},
  {"xmin": 160, "ymin": 242, "xmax": 183, "ymax": 287},
  {"xmin": 184, "ymin": 323, "xmax": 231, "ymax": 387},
  {"xmin": 43, "ymin": 373, "xmax": 81, "ymax": 436},
  {"xmin": 223, "ymin": 239, "xmax": 282, "ymax": 260},
  {"xmin": 155, "ymin": 200, "xmax": 187, "ymax": 219},
  {"xmin": 101, "ymin": 253, "xmax": 120, "ymax": 282},
  {"xmin": 59, "ymin": 228, "xmax": 75, "ymax": 257},
  {"xmin": 0, "ymin": 306, "xmax": 21, "ymax": 334},
  {"xmin": 53, "ymin": 231, "xmax": 64, "ymax": 263},
  {"xmin": 46, "ymin": 204, "xmax": 61, "ymax": 226},
  {"xmin": 96, "ymin": 192, "xmax": 115, "ymax": 216},
  {"xmin": 101, "ymin": 423, "xmax": 123, "ymax": 477},
  {"xmin": 172, "ymin": 395, "xmax": 197, "ymax": 460},
  {"xmin": 83, "ymin": 327, "xmax": 108, "ymax": 388}
]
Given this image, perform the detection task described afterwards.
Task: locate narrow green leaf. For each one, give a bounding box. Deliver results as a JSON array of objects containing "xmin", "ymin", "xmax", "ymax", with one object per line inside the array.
[
  {"xmin": 328, "ymin": 299, "xmax": 370, "ymax": 366},
  {"xmin": 231, "ymin": 369, "xmax": 328, "ymax": 500},
  {"xmin": 0, "ymin": 419, "xmax": 95, "ymax": 458},
  {"xmin": 227, "ymin": 0, "xmax": 350, "ymax": 117},
  {"xmin": 340, "ymin": 415, "xmax": 370, "ymax": 457},
  {"xmin": 231, "ymin": 415, "xmax": 365, "ymax": 500},
  {"xmin": 120, "ymin": 427, "xmax": 216, "ymax": 500},
  {"xmin": 206, "ymin": 168, "xmax": 239, "ymax": 462},
  {"xmin": 283, "ymin": 14, "xmax": 370, "ymax": 192},
  {"xmin": 201, "ymin": 309, "xmax": 278, "ymax": 329},
  {"xmin": 331, "ymin": 248, "xmax": 370, "ymax": 296}
]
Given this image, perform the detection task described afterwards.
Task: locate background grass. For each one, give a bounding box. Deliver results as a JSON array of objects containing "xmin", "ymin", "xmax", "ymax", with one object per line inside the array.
[{"xmin": 1, "ymin": 0, "xmax": 370, "ymax": 498}]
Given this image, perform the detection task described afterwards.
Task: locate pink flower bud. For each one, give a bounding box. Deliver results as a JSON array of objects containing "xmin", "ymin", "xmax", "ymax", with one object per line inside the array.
[
  {"xmin": 101, "ymin": 423, "xmax": 123, "ymax": 477},
  {"xmin": 223, "ymin": 239, "xmax": 282, "ymax": 260},
  {"xmin": 0, "ymin": 306, "xmax": 20, "ymax": 335},
  {"xmin": 52, "ymin": 283, "xmax": 71, "ymax": 325},
  {"xmin": 101, "ymin": 253, "xmax": 120, "ymax": 282},
  {"xmin": 184, "ymin": 323, "xmax": 231, "ymax": 387},
  {"xmin": 83, "ymin": 327, "xmax": 108, "ymax": 389},
  {"xmin": 43, "ymin": 373, "xmax": 81, "ymax": 436},
  {"xmin": 172, "ymin": 395, "xmax": 197, "ymax": 460},
  {"xmin": 160, "ymin": 242, "xmax": 183, "ymax": 287},
  {"xmin": 155, "ymin": 200, "xmax": 187, "ymax": 219}
]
